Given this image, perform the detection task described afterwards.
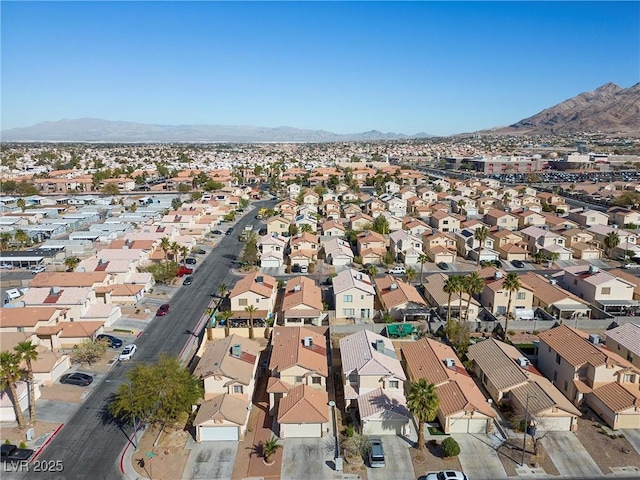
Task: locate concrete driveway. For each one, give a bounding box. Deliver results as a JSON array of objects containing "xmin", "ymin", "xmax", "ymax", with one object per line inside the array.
[
  {"xmin": 538, "ymin": 431, "xmax": 600, "ymax": 477},
  {"xmin": 453, "ymin": 433, "xmax": 507, "ymax": 480},
  {"xmin": 183, "ymin": 440, "xmax": 238, "ymax": 479},
  {"xmin": 281, "ymin": 437, "xmax": 335, "ymax": 480},
  {"xmin": 367, "ymin": 435, "xmax": 414, "ymax": 480},
  {"xmin": 622, "ymin": 429, "xmax": 640, "ymax": 455}
]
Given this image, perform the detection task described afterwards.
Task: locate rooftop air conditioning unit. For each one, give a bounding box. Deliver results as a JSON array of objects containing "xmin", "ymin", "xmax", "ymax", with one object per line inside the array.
[
  {"xmin": 517, "ymin": 357, "xmax": 530, "ymax": 368},
  {"xmin": 390, "ymin": 283, "xmax": 398, "ymax": 290},
  {"xmin": 549, "ymin": 278, "xmax": 558, "ymax": 285},
  {"xmin": 494, "ymin": 271, "xmax": 503, "ymax": 280},
  {"xmin": 375, "ymin": 339, "xmax": 386, "ymax": 352},
  {"xmin": 256, "ymin": 276, "xmax": 264, "ymax": 283},
  {"xmin": 444, "ymin": 358, "xmax": 456, "ymax": 369},
  {"xmin": 303, "ymin": 336, "xmax": 313, "ymax": 347},
  {"xmin": 293, "ymin": 285, "xmax": 301, "ymax": 292},
  {"xmin": 588, "ymin": 265, "xmax": 599, "ymax": 274},
  {"xmin": 588, "ymin": 334, "xmax": 601, "ymax": 345},
  {"xmin": 231, "ymin": 344, "xmax": 242, "ymax": 358}
]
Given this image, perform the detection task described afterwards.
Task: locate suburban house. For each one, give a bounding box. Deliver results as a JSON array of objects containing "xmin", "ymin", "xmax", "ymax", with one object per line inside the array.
[
  {"xmin": 561, "ymin": 265, "xmax": 638, "ymax": 313},
  {"xmin": 332, "ymin": 268, "xmax": 375, "ymax": 320},
  {"xmin": 402, "ymin": 338, "xmax": 496, "ymax": 433},
  {"xmin": 422, "ymin": 273, "xmax": 481, "ymax": 323},
  {"xmin": 280, "ymin": 276, "xmax": 324, "ymax": 326},
  {"xmin": 567, "ymin": 209, "xmax": 610, "ymax": 227},
  {"xmin": 422, "ymin": 231, "xmax": 457, "ymax": 264},
  {"xmin": 490, "ymin": 229, "xmax": 529, "ymax": 261},
  {"xmin": 478, "ymin": 269, "xmax": 534, "ymax": 318},
  {"xmin": 605, "ymin": 322, "xmax": 640, "ymax": 369},
  {"xmin": 349, "ymin": 213, "xmax": 373, "ymax": 231},
  {"xmin": 340, "ymin": 330, "xmax": 410, "ymax": 435},
  {"xmin": 519, "ymin": 273, "xmax": 591, "ymax": 321},
  {"xmin": 429, "ymin": 210, "xmax": 461, "ymax": 233},
  {"xmin": 267, "ymin": 327, "xmax": 329, "ymax": 438},
  {"xmin": 356, "ymin": 230, "xmax": 387, "ymax": 257},
  {"xmin": 267, "ymin": 216, "xmax": 291, "ymax": 237},
  {"xmin": 485, "ymin": 209, "xmax": 519, "ymax": 231},
  {"xmin": 537, "ymin": 325, "xmax": 640, "ymax": 429},
  {"xmin": 289, "ymin": 232, "xmax": 320, "ymax": 267},
  {"xmin": 608, "ymin": 207, "xmax": 640, "ymax": 227},
  {"xmin": 258, "ymin": 235, "xmax": 287, "ymax": 268},
  {"xmin": 467, "ymin": 338, "xmax": 581, "ymax": 431},
  {"xmin": 321, "ymin": 220, "xmax": 346, "ymax": 237},
  {"xmin": 389, "ymin": 230, "xmax": 423, "ymax": 265},
  {"xmin": 321, "ymin": 237, "xmax": 354, "ymax": 266},
  {"xmin": 515, "ymin": 209, "xmax": 546, "ymax": 229},
  {"xmin": 374, "ymin": 276, "xmax": 430, "ymax": 322},
  {"xmin": 192, "ymin": 334, "xmax": 261, "ymax": 441},
  {"xmin": 229, "ymin": 271, "xmax": 278, "ymax": 323}
]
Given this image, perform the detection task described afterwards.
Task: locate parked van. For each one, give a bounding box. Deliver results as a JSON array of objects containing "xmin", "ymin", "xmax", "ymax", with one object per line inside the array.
[
  {"xmin": 4, "ymin": 288, "xmax": 22, "ymax": 304},
  {"xmin": 388, "ymin": 266, "xmax": 406, "ymax": 275}
]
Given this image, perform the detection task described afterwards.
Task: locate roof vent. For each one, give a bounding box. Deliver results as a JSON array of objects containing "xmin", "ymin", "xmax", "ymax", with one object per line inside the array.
[
  {"xmin": 356, "ymin": 273, "xmax": 363, "ymax": 280},
  {"xmin": 390, "ymin": 283, "xmax": 398, "ymax": 290},
  {"xmin": 549, "ymin": 278, "xmax": 558, "ymax": 285},
  {"xmin": 50, "ymin": 286, "xmax": 61, "ymax": 295},
  {"xmin": 256, "ymin": 276, "xmax": 264, "ymax": 283},
  {"xmin": 293, "ymin": 284, "xmax": 301, "ymax": 292},
  {"xmin": 494, "ymin": 271, "xmax": 503, "ymax": 280},
  {"xmin": 444, "ymin": 358, "xmax": 456, "ymax": 369},
  {"xmin": 375, "ymin": 339, "xmax": 386, "ymax": 352},
  {"xmin": 588, "ymin": 334, "xmax": 601, "ymax": 345},
  {"xmin": 230, "ymin": 344, "xmax": 242, "ymax": 358},
  {"xmin": 517, "ymin": 357, "xmax": 530, "ymax": 368},
  {"xmin": 303, "ymin": 336, "xmax": 313, "ymax": 347},
  {"xmin": 588, "ymin": 265, "xmax": 599, "ymax": 274}
]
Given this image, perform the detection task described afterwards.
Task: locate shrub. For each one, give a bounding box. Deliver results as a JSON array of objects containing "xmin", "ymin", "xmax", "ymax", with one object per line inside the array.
[
  {"xmin": 442, "ymin": 437, "xmax": 460, "ymax": 457},
  {"xmin": 4, "ymin": 439, "xmax": 10, "ymax": 444},
  {"xmin": 345, "ymin": 425, "xmax": 355, "ymax": 437},
  {"xmin": 19, "ymin": 442, "xmax": 26, "ymax": 449}
]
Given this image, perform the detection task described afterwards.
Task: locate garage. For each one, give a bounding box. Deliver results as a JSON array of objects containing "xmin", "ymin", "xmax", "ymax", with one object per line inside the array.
[
  {"xmin": 280, "ymin": 422, "xmax": 323, "ymax": 438},
  {"xmin": 536, "ymin": 415, "xmax": 574, "ymax": 432},
  {"xmin": 260, "ymin": 256, "xmax": 282, "ymax": 268},
  {"xmin": 358, "ymin": 388, "xmax": 411, "ymax": 436},
  {"xmin": 197, "ymin": 425, "xmax": 239, "ymax": 441},
  {"xmin": 362, "ymin": 416, "xmax": 409, "ymax": 436},
  {"xmin": 447, "ymin": 416, "xmax": 490, "ymax": 434}
]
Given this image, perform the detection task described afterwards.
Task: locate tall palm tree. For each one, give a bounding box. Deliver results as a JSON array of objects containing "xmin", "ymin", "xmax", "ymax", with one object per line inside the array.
[
  {"xmin": 405, "ymin": 266, "xmax": 417, "ymax": 284},
  {"xmin": 503, "ymin": 272, "xmax": 522, "ymax": 338},
  {"xmin": 455, "ymin": 275, "xmax": 466, "ymax": 322},
  {"xmin": 604, "ymin": 231, "xmax": 620, "ymax": 259},
  {"xmin": 218, "ymin": 310, "xmax": 234, "ymax": 338},
  {"xmin": 0, "ymin": 232, "xmax": 12, "ymax": 251},
  {"xmin": 462, "ymin": 272, "xmax": 484, "ymax": 323},
  {"xmin": 245, "ymin": 305, "xmax": 257, "ymax": 340},
  {"xmin": 14, "ymin": 341, "xmax": 38, "ymax": 424},
  {"xmin": 170, "ymin": 241, "xmax": 181, "ymax": 263},
  {"xmin": 417, "ymin": 254, "xmax": 428, "ymax": 286},
  {"xmin": 474, "ymin": 226, "xmax": 489, "ymax": 266},
  {"xmin": 547, "ymin": 252, "xmax": 560, "ymax": 266},
  {"xmin": 0, "ymin": 351, "xmax": 27, "ymax": 429},
  {"xmin": 180, "ymin": 246, "xmax": 189, "ymax": 266},
  {"xmin": 300, "ymin": 224, "xmax": 313, "ymax": 233},
  {"xmin": 218, "ymin": 283, "xmax": 229, "ymax": 299},
  {"xmin": 16, "ymin": 198, "xmax": 26, "ymax": 212},
  {"xmin": 64, "ymin": 256, "xmax": 80, "ymax": 272},
  {"xmin": 443, "ymin": 275, "xmax": 461, "ymax": 327},
  {"xmin": 159, "ymin": 236, "xmax": 171, "ymax": 261},
  {"xmin": 406, "ymin": 379, "xmax": 439, "ymax": 453}
]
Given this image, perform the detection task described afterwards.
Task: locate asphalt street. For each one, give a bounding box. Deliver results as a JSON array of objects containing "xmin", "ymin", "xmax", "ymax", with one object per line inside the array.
[{"xmin": 15, "ymin": 199, "xmax": 275, "ymax": 480}]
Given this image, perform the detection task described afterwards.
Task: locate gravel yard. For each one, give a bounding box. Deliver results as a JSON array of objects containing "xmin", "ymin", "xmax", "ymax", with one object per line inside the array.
[
  {"xmin": 574, "ymin": 409, "xmax": 640, "ymax": 474},
  {"xmin": 496, "ymin": 436, "xmax": 560, "ymax": 476}
]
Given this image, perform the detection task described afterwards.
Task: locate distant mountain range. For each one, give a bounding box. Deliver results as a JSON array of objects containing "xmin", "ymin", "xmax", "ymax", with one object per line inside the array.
[
  {"xmin": 0, "ymin": 118, "xmax": 432, "ymax": 143},
  {"xmin": 482, "ymin": 82, "xmax": 640, "ymax": 136}
]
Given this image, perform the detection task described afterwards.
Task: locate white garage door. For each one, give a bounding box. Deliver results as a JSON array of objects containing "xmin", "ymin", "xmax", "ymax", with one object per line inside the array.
[
  {"xmin": 282, "ymin": 423, "xmax": 321, "ymax": 438},
  {"xmin": 260, "ymin": 259, "xmax": 281, "ymax": 268},
  {"xmin": 199, "ymin": 426, "xmax": 239, "ymax": 441},
  {"xmin": 448, "ymin": 418, "xmax": 488, "ymax": 434},
  {"xmin": 363, "ymin": 420, "xmax": 404, "ymax": 436},
  {"xmin": 536, "ymin": 416, "xmax": 572, "ymax": 432}
]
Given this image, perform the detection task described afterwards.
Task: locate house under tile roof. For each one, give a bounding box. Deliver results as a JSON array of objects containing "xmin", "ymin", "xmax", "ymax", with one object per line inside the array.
[
  {"xmin": 277, "ymin": 384, "xmax": 329, "ymax": 424},
  {"xmin": 340, "ymin": 329, "xmax": 406, "ymax": 380},
  {"xmin": 269, "ymin": 326, "xmax": 328, "ymax": 377},
  {"xmin": 193, "ymin": 394, "xmax": 249, "ymax": 427}
]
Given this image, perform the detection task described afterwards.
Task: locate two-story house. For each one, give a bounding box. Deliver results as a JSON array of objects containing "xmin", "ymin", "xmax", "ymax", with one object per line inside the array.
[
  {"xmin": 484, "ymin": 209, "xmax": 519, "ymax": 231},
  {"xmin": 605, "ymin": 322, "xmax": 640, "ymax": 369},
  {"xmin": 229, "ymin": 271, "xmax": 278, "ymax": 322},
  {"xmin": 281, "ymin": 276, "xmax": 324, "ymax": 326},
  {"xmin": 266, "ymin": 216, "xmax": 291, "ymax": 237},
  {"xmin": 561, "ymin": 265, "xmax": 637, "ymax": 313},
  {"xmin": 193, "ymin": 334, "xmax": 261, "ymax": 441},
  {"xmin": 289, "ymin": 232, "xmax": 320, "ymax": 267},
  {"xmin": 340, "ymin": 330, "xmax": 410, "ymax": 435},
  {"xmin": 356, "ymin": 230, "xmax": 388, "ymax": 265},
  {"xmin": 519, "ymin": 226, "xmax": 573, "ymax": 261},
  {"xmin": 422, "ymin": 231, "xmax": 457, "ymax": 264},
  {"xmin": 258, "ymin": 234, "xmax": 288, "ymax": 268},
  {"xmin": 321, "ymin": 237, "xmax": 354, "ymax": 266},
  {"xmin": 374, "ymin": 276, "xmax": 430, "ymax": 322},
  {"xmin": 389, "ymin": 230, "xmax": 423, "ymax": 266},
  {"xmin": 479, "ymin": 269, "xmax": 534, "ymax": 318},
  {"xmin": 332, "ymin": 268, "xmax": 375, "ymax": 320}
]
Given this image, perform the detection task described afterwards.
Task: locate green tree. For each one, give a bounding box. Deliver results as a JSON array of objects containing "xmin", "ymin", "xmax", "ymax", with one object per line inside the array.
[
  {"xmin": 170, "ymin": 241, "xmax": 181, "ymax": 263},
  {"xmin": 406, "ymin": 379, "xmax": 439, "ymax": 453},
  {"xmin": 261, "ymin": 437, "xmax": 281, "ymax": 464},
  {"xmin": 218, "ymin": 283, "xmax": 229, "ymax": 299},
  {"xmin": 101, "ymin": 183, "xmax": 120, "ymax": 196},
  {"xmin": 300, "ymin": 224, "xmax": 313, "ymax": 233},
  {"xmin": 13, "ymin": 229, "xmax": 30, "ymax": 247},
  {"xmin": 365, "ymin": 264, "xmax": 378, "ymax": 278},
  {"xmin": 245, "ymin": 305, "xmax": 257, "ymax": 340},
  {"xmin": 474, "ymin": 226, "xmax": 489, "ymax": 266},
  {"xmin": 71, "ymin": 338, "xmax": 109, "ymax": 365},
  {"xmin": 159, "ymin": 237, "xmax": 171, "ymax": 261},
  {"xmin": 109, "ymin": 354, "xmax": 203, "ymax": 429},
  {"xmin": 180, "ymin": 246, "xmax": 189, "ymax": 266},
  {"xmin": 190, "ymin": 191, "xmax": 203, "ymax": 201},
  {"xmin": 604, "ymin": 231, "xmax": 620, "ymax": 259},
  {"xmin": 0, "ymin": 232, "xmax": 12, "ymax": 251},
  {"xmin": 417, "ymin": 254, "xmax": 429, "ymax": 286},
  {"xmin": 64, "ymin": 256, "xmax": 80, "ymax": 272},
  {"xmin": 503, "ymin": 272, "xmax": 522, "ymax": 338},
  {"xmin": 241, "ymin": 234, "xmax": 259, "ymax": 266},
  {"xmin": 218, "ymin": 310, "xmax": 234, "ymax": 339},
  {"xmin": 177, "ymin": 183, "xmax": 191, "ymax": 193},
  {"xmin": 372, "ymin": 215, "xmax": 390, "ymax": 235},
  {"xmin": 14, "ymin": 341, "xmax": 38, "ymax": 424},
  {"xmin": 405, "ymin": 266, "xmax": 417, "ymax": 284},
  {"xmin": 462, "ymin": 272, "xmax": 484, "ymax": 323},
  {"xmin": 288, "ymin": 224, "xmax": 299, "ymax": 236},
  {"xmin": 443, "ymin": 275, "xmax": 462, "ymax": 327},
  {"xmin": 442, "ymin": 437, "xmax": 461, "ymax": 457},
  {"xmin": 0, "ymin": 351, "xmax": 26, "ymax": 429},
  {"xmin": 16, "ymin": 198, "xmax": 26, "ymax": 212}
]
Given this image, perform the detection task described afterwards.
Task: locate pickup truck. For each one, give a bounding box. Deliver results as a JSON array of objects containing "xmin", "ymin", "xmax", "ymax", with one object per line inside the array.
[{"xmin": 1, "ymin": 444, "xmax": 34, "ymax": 464}]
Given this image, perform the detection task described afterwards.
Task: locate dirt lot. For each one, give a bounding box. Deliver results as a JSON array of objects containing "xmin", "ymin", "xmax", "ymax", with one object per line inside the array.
[
  {"xmin": 0, "ymin": 420, "xmax": 61, "ymax": 447},
  {"xmin": 497, "ymin": 436, "xmax": 560, "ymax": 476},
  {"xmin": 574, "ymin": 409, "xmax": 640, "ymax": 474},
  {"xmin": 132, "ymin": 425, "xmax": 191, "ymax": 480}
]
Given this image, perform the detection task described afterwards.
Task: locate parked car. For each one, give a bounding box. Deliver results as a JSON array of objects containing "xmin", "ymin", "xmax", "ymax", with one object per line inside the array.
[
  {"xmin": 96, "ymin": 334, "xmax": 123, "ymax": 349},
  {"xmin": 492, "ymin": 259, "xmax": 503, "ymax": 268},
  {"xmin": 185, "ymin": 258, "xmax": 197, "ymax": 265},
  {"xmin": 437, "ymin": 262, "xmax": 450, "ymax": 271},
  {"xmin": 119, "ymin": 345, "xmax": 137, "ymax": 361},
  {"xmin": 60, "ymin": 372, "xmax": 94, "ymax": 386},
  {"xmin": 388, "ymin": 266, "xmax": 406, "ymax": 275},
  {"xmin": 1, "ymin": 444, "xmax": 34, "ymax": 464},
  {"xmin": 225, "ymin": 228, "xmax": 234, "ymax": 235},
  {"xmin": 212, "ymin": 230, "xmax": 222, "ymax": 235},
  {"xmin": 156, "ymin": 304, "xmax": 170, "ymax": 316},
  {"xmin": 368, "ymin": 438, "xmax": 386, "ymax": 468},
  {"xmin": 425, "ymin": 471, "xmax": 469, "ymax": 480},
  {"xmin": 176, "ymin": 266, "xmax": 193, "ymax": 277},
  {"xmin": 0, "ymin": 263, "xmax": 13, "ymax": 269},
  {"xmin": 512, "ymin": 260, "xmax": 525, "ymax": 268},
  {"xmin": 30, "ymin": 265, "xmax": 46, "ymax": 274},
  {"xmin": 183, "ymin": 276, "xmax": 193, "ymax": 285},
  {"xmin": 292, "ymin": 264, "xmax": 301, "ymax": 273},
  {"xmin": 194, "ymin": 248, "xmax": 206, "ymax": 255},
  {"xmin": 300, "ymin": 265, "xmax": 308, "ymax": 274}
]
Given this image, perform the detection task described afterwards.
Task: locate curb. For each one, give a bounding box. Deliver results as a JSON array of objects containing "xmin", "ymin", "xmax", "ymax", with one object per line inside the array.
[{"xmin": 29, "ymin": 423, "xmax": 64, "ymax": 463}]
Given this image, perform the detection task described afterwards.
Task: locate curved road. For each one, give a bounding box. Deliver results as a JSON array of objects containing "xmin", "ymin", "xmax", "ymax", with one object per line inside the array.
[{"xmin": 17, "ymin": 200, "xmax": 275, "ymax": 480}]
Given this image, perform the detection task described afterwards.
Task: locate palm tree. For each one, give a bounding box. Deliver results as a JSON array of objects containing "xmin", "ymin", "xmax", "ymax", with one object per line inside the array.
[
  {"xmin": 405, "ymin": 266, "xmax": 417, "ymax": 284},
  {"xmin": 474, "ymin": 226, "xmax": 489, "ymax": 266},
  {"xmin": 455, "ymin": 275, "xmax": 466, "ymax": 322},
  {"xmin": 502, "ymin": 192, "xmax": 511, "ymax": 205},
  {"xmin": 532, "ymin": 251, "xmax": 546, "ymax": 264},
  {"xmin": 604, "ymin": 231, "xmax": 620, "ymax": 259},
  {"xmin": 218, "ymin": 310, "xmax": 234, "ymax": 338},
  {"xmin": 245, "ymin": 305, "xmax": 257, "ymax": 340},
  {"xmin": 14, "ymin": 341, "xmax": 38, "ymax": 424},
  {"xmin": 170, "ymin": 241, "xmax": 181, "ymax": 263},
  {"xmin": 0, "ymin": 232, "xmax": 12, "ymax": 251},
  {"xmin": 300, "ymin": 224, "xmax": 313, "ymax": 233},
  {"xmin": 0, "ymin": 351, "xmax": 27, "ymax": 429},
  {"xmin": 261, "ymin": 437, "xmax": 281, "ymax": 464},
  {"xmin": 547, "ymin": 252, "xmax": 560, "ymax": 266},
  {"xmin": 417, "ymin": 254, "xmax": 428, "ymax": 286},
  {"xmin": 159, "ymin": 236, "xmax": 171, "ymax": 261},
  {"xmin": 218, "ymin": 283, "xmax": 229, "ymax": 299},
  {"xmin": 365, "ymin": 264, "xmax": 378, "ymax": 278},
  {"xmin": 503, "ymin": 272, "xmax": 522, "ymax": 338},
  {"xmin": 64, "ymin": 256, "xmax": 80, "ymax": 272},
  {"xmin": 462, "ymin": 272, "xmax": 484, "ymax": 323},
  {"xmin": 180, "ymin": 246, "xmax": 189, "ymax": 266},
  {"xmin": 16, "ymin": 198, "xmax": 26, "ymax": 212},
  {"xmin": 443, "ymin": 275, "xmax": 461, "ymax": 327},
  {"xmin": 406, "ymin": 379, "xmax": 439, "ymax": 453}
]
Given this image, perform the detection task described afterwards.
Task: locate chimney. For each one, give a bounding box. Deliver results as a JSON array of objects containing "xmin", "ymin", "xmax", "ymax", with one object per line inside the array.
[
  {"xmin": 444, "ymin": 358, "xmax": 456, "ymax": 370},
  {"xmin": 375, "ymin": 339, "xmax": 386, "ymax": 352},
  {"xmin": 303, "ymin": 336, "xmax": 313, "ymax": 347},
  {"xmin": 231, "ymin": 344, "xmax": 242, "ymax": 358}
]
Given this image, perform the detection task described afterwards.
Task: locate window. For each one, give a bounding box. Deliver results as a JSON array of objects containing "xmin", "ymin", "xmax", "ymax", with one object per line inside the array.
[
  {"xmin": 601, "ymin": 287, "xmax": 611, "ymax": 295},
  {"xmin": 239, "ymin": 298, "xmax": 247, "ymax": 306},
  {"xmin": 343, "ymin": 308, "xmax": 355, "ymax": 317},
  {"xmin": 516, "ymin": 292, "xmax": 526, "ymax": 300},
  {"xmin": 233, "ymin": 385, "xmax": 243, "ymax": 394},
  {"xmin": 553, "ymin": 371, "xmax": 558, "ymax": 381},
  {"xmin": 312, "ymin": 376, "xmax": 322, "ymax": 385},
  {"xmin": 294, "ymin": 376, "xmax": 304, "ymax": 384},
  {"xmin": 344, "ymin": 295, "xmax": 353, "ymax": 303},
  {"xmin": 556, "ymin": 353, "xmax": 561, "ymax": 365},
  {"xmin": 389, "ymin": 380, "xmax": 399, "ymax": 389},
  {"xmin": 348, "ymin": 373, "xmax": 358, "ymax": 383},
  {"xmin": 361, "ymin": 295, "xmax": 365, "ymax": 300},
  {"xmin": 564, "ymin": 380, "xmax": 568, "ymax": 391},
  {"xmin": 573, "ymin": 279, "xmax": 578, "ymax": 285},
  {"xmin": 624, "ymin": 374, "xmax": 635, "ymax": 383}
]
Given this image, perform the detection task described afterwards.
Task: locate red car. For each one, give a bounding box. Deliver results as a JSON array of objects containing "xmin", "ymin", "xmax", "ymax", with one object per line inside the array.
[
  {"xmin": 176, "ymin": 266, "xmax": 193, "ymax": 277},
  {"xmin": 156, "ymin": 304, "xmax": 170, "ymax": 316}
]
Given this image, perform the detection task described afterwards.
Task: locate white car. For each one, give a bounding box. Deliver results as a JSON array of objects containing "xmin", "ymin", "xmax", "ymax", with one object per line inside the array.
[
  {"xmin": 388, "ymin": 266, "xmax": 406, "ymax": 275},
  {"xmin": 425, "ymin": 471, "xmax": 469, "ymax": 480},
  {"xmin": 30, "ymin": 266, "xmax": 46, "ymax": 274},
  {"xmin": 118, "ymin": 345, "xmax": 137, "ymax": 361},
  {"xmin": 0, "ymin": 263, "xmax": 13, "ymax": 269}
]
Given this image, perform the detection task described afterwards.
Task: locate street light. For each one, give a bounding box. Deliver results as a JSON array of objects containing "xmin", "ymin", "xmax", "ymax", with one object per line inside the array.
[
  {"xmin": 521, "ymin": 394, "xmax": 537, "ymax": 467},
  {"xmin": 106, "ymin": 380, "xmax": 138, "ymax": 451},
  {"xmin": 328, "ymin": 400, "xmax": 342, "ymax": 471}
]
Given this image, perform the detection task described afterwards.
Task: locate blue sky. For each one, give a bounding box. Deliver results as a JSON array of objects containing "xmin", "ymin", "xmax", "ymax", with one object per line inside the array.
[{"xmin": 2, "ymin": 1, "xmax": 639, "ymax": 136}]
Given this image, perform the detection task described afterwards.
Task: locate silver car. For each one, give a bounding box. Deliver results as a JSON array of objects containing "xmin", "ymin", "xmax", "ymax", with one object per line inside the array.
[{"xmin": 368, "ymin": 438, "xmax": 385, "ymax": 468}]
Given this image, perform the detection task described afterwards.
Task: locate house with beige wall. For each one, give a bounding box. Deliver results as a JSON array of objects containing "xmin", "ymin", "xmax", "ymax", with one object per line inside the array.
[
  {"xmin": 281, "ymin": 276, "xmax": 324, "ymax": 326},
  {"xmin": 605, "ymin": 322, "xmax": 640, "ymax": 369},
  {"xmin": 484, "ymin": 209, "xmax": 519, "ymax": 231},
  {"xmin": 478, "ymin": 268, "xmax": 534, "ymax": 317},
  {"xmin": 332, "ymin": 268, "xmax": 375, "ymax": 320},
  {"xmin": 229, "ymin": 271, "xmax": 278, "ymax": 322},
  {"xmin": 561, "ymin": 265, "xmax": 637, "ymax": 312}
]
